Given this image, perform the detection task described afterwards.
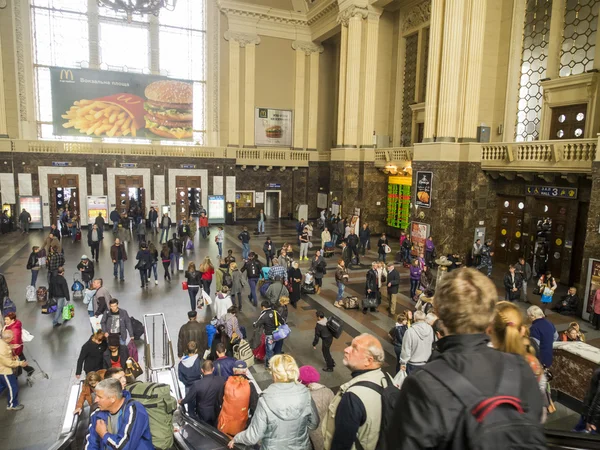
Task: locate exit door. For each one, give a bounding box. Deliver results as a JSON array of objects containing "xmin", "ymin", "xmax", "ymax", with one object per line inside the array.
[
  {"xmin": 175, "ymin": 176, "xmax": 201, "ymax": 221},
  {"xmin": 115, "ymin": 175, "xmax": 145, "ymax": 219},
  {"xmin": 265, "ymin": 191, "xmax": 281, "ymax": 219},
  {"xmin": 48, "ymin": 174, "xmax": 80, "ymax": 225},
  {"xmin": 495, "ymin": 196, "xmax": 525, "ymax": 266}
]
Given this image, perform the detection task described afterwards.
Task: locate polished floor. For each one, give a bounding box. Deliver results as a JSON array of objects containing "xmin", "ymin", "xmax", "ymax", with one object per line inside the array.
[{"xmin": 0, "ymin": 220, "xmax": 589, "ymax": 449}]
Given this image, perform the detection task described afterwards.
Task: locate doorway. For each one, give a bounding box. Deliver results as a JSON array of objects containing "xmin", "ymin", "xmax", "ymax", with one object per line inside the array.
[
  {"xmin": 530, "ymin": 200, "xmax": 569, "ymax": 279},
  {"xmin": 264, "ymin": 191, "xmax": 281, "ymax": 219},
  {"xmin": 115, "ymin": 175, "xmax": 145, "ymax": 219},
  {"xmin": 48, "ymin": 174, "xmax": 80, "ymax": 225},
  {"xmin": 549, "ymin": 103, "xmax": 587, "ymax": 139},
  {"xmin": 495, "ymin": 196, "xmax": 525, "ymax": 266},
  {"xmin": 175, "ymin": 176, "xmax": 201, "ymax": 221}
]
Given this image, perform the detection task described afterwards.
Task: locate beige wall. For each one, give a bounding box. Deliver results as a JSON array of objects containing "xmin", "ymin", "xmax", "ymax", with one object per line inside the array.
[
  {"xmin": 1, "ymin": 2, "xmax": 19, "ymax": 138},
  {"xmin": 318, "ymin": 37, "xmax": 339, "ymax": 152},
  {"xmin": 374, "ymin": 10, "xmax": 395, "ymax": 140},
  {"xmin": 219, "ymin": 14, "xmax": 230, "ymax": 147},
  {"xmin": 478, "ymin": 0, "xmax": 513, "ymax": 142},
  {"xmin": 239, "ymin": 0, "xmax": 294, "ymax": 9},
  {"xmin": 255, "ymin": 36, "xmax": 295, "ymax": 111}
]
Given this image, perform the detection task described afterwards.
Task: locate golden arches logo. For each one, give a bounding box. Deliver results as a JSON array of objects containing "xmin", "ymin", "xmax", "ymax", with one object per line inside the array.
[
  {"xmin": 116, "ymin": 95, "xmax": 141, "ymax": 105},
  {"xmin": 60, "ymin": 69, "xmax": 74, "ymax": 81}
]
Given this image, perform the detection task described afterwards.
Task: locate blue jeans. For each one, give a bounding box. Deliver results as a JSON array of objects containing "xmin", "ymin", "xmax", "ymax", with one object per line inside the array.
[
  {"xmin": 337, "ymin": 282, "xmax": 345, "ymax": 301},
  {"xmin": 258, "ymin": 221, "xmax": 265, "ymax": 233},
  {"xmin": 410, "ymin": 279, "xmax": 419, "ymax": 298},
  {"xmin": 114, "ymin": 260, "xmax": 124, "ymax": 280},
  {"xmin": 217, "ymin": 242, "xmax": 223, "ymax": 258},
  {"xmin": 113, "ymin": 221, "xmax": 119, "ymax": 233},
  {"xmin": 242, "ymin": 243, "xmax": 250, "ymax": 260},
  {"xmin": 378, "ymin": 252, "xmax": 386, "ymax": 262},
  {"xmin": 160, "ymin": 228, "xmax": 169, "ymax": 243},
  {"xmin": 171, "ymin": 252, "xmax": 181, "ymax": 273},
  {"xmin": 248, "ymin": 278, "xmax": 258, "ymax": 306},
  {"xmin": 139, "ymin": 269, "xmax": 148, "ymax": 286},
  {"xmin": 53, "ymin": 297, "xmax": 67, "ymax": 326},
  {"xmin": 0, "ymin": 373, "xmax": 20, "ymax": 407},
  {"xmin": 274, "ymin": 338, "xmax": 284, "ymax": 355},
  {"xmin": 31, "ymin": 270, "xmax": 39, "ymax": 287},
  {"xmin": 147, "ymin": 263, "xmax": 158, "ymax": 281},
  {"xmin": 188, "ymin": 286, "xmax": 199, "ymax": 311},
  {"xmin": 265, "ymin": 335, "xmax": 275, "ymax": 369},
  {"xmin": 200, "ymin": 227, "xmax": 208, "ymax": 239}
]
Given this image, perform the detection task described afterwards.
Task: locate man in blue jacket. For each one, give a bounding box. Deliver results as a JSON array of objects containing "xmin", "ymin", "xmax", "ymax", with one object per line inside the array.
[{"xmin": 85, "ymin": 378, "xmax": 153, "ymax": 450}]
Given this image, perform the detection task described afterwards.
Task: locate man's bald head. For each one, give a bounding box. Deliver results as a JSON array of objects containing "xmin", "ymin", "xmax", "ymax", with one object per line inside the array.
[{"xmin": 343, "ymin": 333, "xmax": 384, "ymax": 371}]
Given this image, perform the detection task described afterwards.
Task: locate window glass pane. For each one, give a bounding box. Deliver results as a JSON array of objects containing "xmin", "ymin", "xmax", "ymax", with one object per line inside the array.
[
  {"xmin": 159, "ymin": 0, "xmax": 205, "ymax": 30},
  {"xmin": 99, "ymin": 22, "xmax": 149, "ymax": 71},
  {"xmin": 33, "ymin": 8, "xmax": 89, "ymax": 67},
  {"xmin": 98, "ymin": 5, "xmax": 148, "ymax": 22},
  {"xmin": 193, "ymin": 82, "xmax": 205, "ymax": 131},
  {"xmin": 32, "ymin": 0, "xmax": 87, "ymax": 13},
  {"xmin": 35, "ymin": 67, "xmax": 53, "ymax": 122},
  {"xmin": 159, "ymin": 27, "xmax": 205, "ymax": 80}
]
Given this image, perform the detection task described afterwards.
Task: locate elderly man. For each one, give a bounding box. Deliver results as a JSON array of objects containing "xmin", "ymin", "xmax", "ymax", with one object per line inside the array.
[
  {"xmin": 0, "ymin": 330, "xmax": 28, "ymax": 411},
  {"xmin": 322, "ymin": 334, "xmax": 388, "ymax": 450},
  {"xmin": 267, "ymin": 259, "xmax": 288, "ymax": 283},
  {"xmin": 92, "ymin": 279, "xmax": 113, "ymax": 318},
  {"xmin": 85, "ymin": 378, "xmax": 153, "ymax": 450},
  {"xmin": 388, "ymin": 269, "xmax": 545, "ymax": 449},
  {"xmin": 553, "ymin": 287, "xmax": 580, "ymax": 315},
  {"xmin": 399, "ymin": 310, "xmax": 434, "ymax": 374},
  {"xmin": 528, "ymin": 305, "xmax": 558, "ymax": 367}
]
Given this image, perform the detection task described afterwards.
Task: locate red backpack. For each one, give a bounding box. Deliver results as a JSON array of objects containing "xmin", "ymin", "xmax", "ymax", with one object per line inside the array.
[{"xmin": 217, "ymin": 376, "xmax": 251, "ymax": 437}]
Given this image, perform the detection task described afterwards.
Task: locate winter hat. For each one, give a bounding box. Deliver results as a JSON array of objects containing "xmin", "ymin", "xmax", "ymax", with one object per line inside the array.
[
  {"xmin": 234, "ymin": 360, "xmax": 247, "ymax": 369},
  {"xmin": 298, "ymin": 365, "xmax": 320, "ymax": 386},
  {"xmin": 81, "ymin": 255, "xmax": 89, "ymax": 260}
]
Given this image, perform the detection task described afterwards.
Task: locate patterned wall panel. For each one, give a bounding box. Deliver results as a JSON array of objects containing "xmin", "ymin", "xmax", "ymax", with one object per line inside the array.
[
  {"xmin": 560, "ymin": 0, "xmax": 600, "ymax": 76},
  {"xmin": 401, "ymin": 33, "xmax": 418, "ymax": 147},
  {"xmin": 421, "ymin": 28, "xmax": 430, "ymax": 102},
  {"xmin": 516, "ymin": 0, "xmax": 553, "ymax": 142}
]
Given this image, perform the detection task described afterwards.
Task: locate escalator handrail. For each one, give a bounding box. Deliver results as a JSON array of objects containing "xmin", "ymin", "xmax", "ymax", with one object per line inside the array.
[
  {"xmin": 176, "ymin": 406, "xmax": 244, "ymax": 450},
  {"xmin": 48, "ymin": 381, "xmax": 84, "ymax": 450},
  {"xmin": 545, "ymin": 429, "xmax": 600, "ymax": 449}
]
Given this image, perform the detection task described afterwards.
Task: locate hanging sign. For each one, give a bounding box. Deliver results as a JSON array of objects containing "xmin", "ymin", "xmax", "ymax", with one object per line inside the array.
[{"xmin": 526, "ymin": 185, "xmax": 578, "ymax": 199}]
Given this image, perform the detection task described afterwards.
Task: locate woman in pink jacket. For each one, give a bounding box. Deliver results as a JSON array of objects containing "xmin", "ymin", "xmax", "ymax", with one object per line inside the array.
[{"xmin": 591, "ymin": 289, "xmax": 600, "ymax": 330}]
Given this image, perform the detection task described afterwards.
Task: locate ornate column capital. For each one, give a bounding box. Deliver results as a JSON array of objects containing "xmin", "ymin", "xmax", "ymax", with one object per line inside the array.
[
  {"xmin": 223, "ymin": 31, "xmax": 261, "ymax": 48},
  {"xmin": 337, "ymin": 5, "xmax": 369, "ymax": 27},
  {"xmin": 402, "ymin": 0, "xmax": 432, "ymax": 32},
  {"xmin": 292, "ymin": 40, "xmax": 324, "ymax": 55}
]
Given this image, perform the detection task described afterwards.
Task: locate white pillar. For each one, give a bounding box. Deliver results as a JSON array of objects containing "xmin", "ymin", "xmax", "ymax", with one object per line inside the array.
[
  {"xmin": 307, "ymin": 50, "xmax": 321, "ymax": 150},
  {"xmin": 423, "ymin": 0, "xmax": 445, "ymax": 142},
  {"xmin": 361, "ymin": 13, "xmax": 380, "ymax": 147},
  {"xmin": 244, "ymin": 43, "xmax": 256, "ymax": 147},
  {"xmin": 293, "ymin": 48, "xmax": 307, "ymax": 149},
  {"xmin": 343, "ymin": 10, "xmax": 367, "ymax": 147},
  {"xmin": 0, "ymin": 30, "xmax": 7, "ymax": 137},
  {"xmin": 336, "ymin": 25, "xmax": 348, "ymax": 147},
  {"xmin": 547, "ymin": 0, "xmax": 566, "ymax": 78},
  {"xmin": 227, "ymin": 38, "xmax": 240, "ymax": 147}
]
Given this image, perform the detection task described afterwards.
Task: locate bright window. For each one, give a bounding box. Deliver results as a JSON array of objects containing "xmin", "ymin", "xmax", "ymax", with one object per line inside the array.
[{"xmin": 31, "ymin": 0, "xmax": 206, "ymax": 144}]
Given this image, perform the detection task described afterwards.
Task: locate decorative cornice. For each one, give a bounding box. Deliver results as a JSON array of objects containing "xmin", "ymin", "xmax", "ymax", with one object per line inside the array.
[
  {"xmin": 292, "ymin": 40, "xmax": 324, "ymax": 55},
  {"xmin": 223, "ymin": 31, "xmax": 261, "ymax": 47},
  {"xmin": 218, "ymin": 0, "xmax": 309, "ymax": 26},
  {"xmin": 337, "ymin": 5, "xmax": 369, "ymax": 26},
  {"xmin": 307, "ymin": 0, "xmax": 339, "ymax": 25},
  {"xmin": 402, "ymin": 0, "xmax": 431, "ymax": 32}
]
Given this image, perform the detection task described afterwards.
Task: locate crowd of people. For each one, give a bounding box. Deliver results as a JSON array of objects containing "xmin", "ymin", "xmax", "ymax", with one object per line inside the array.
[{"xmin": 0, "ymin": 209, "xmax": 596, "ymax": 450}]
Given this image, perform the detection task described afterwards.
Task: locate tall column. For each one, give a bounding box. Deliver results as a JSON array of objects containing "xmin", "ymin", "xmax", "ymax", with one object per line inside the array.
[
  {"xmin": 228, "ymin": 38, "xmax": 240, "ymax": 147},
  {"xmin": 423, "ymin": 0, "xmax": 445, "ymax": 142},
  {"xmin": 244, "ymin": 43, "xmax": 256, "ymax": 147},
  {"xmin": 547, "ymin": 0, "xmax": 566, "ymax": 78},
  {"xmin": 336, "ymin": 24, "xmax": 348, "ymax": 147},
  {"xmin": 343, "ymin": 8, "xmax": 367, "ymax": 147},
  {"xmin": 307, "ymin": 49, "xmax": 323, "ymax": 150},
  {"xmin": 436, "ymin": 0, "xmax": 466, "ymax": 142},
  {"xmin": 459, "ymin": 0, "xmax": 486, "ymax": 141},
  {"xmin": 360, "ymin": 12, "xmax": 380, "ymax": 147},
  {"xmin": 292, "ymin": 46, "xmax": 307, "ymax": 149},
  {"xmin": 0, "ymin": 30, "xmax": 7, "ymax": 137}
]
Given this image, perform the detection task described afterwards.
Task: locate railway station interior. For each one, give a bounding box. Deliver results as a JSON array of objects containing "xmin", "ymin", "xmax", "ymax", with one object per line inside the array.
[{"xmin": 1, "ymin": 0, "xmax": 600, "ymax": 449}]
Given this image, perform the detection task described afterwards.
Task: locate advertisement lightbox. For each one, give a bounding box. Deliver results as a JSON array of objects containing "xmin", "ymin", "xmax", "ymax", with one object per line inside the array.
[
  {"xmin": 18, "ymin": 196, "xmax": 43, "ymax": 229},
  {"xmin": 87, "ymin": 196, "xmax": 109, "ymax": 224},
  {"xmin": 208, "ymin": 195, "xmax": 225, "ymax": 224}
]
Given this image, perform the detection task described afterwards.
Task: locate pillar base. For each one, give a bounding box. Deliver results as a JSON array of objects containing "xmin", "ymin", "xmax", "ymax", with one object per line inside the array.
[
  {"xmin": 436, "ymin": 137, "xmax": 456, "ymax": 143},
  {"xmin": 422, "ymin": 137, "xmax": 435, "ymax": 143},
  {"xmin": 457, "ymin": 137, "xmax": 478, "ymax": 143}
]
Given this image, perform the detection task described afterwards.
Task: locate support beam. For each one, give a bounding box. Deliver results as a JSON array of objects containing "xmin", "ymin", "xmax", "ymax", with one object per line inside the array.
[
  {"xmin": 423, "ymin": 0, "xmax": 445, "ymax": 142},
  {"xmin": 244, "ymin": 43, "xmax": 256, "ymax": 147},
  {"xmin": 292, "ymin": 45, "xmax": 307, "ymax": 149}
]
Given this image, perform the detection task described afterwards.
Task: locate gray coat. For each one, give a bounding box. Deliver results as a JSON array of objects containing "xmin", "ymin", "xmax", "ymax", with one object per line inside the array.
[
  {"xmin": 101, "ymin": 308, "xmax": 134, "ymax": 343},
  {"xmin": 231, "ymin": 269, "xmax": 244, "ymax": 296},
  {"xmin": 233, "ymin": 382, "xmax": 319, "ymax": 450}
]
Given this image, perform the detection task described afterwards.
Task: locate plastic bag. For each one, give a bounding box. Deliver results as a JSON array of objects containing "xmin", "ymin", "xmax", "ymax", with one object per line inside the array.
[
  {"xmin": 62, "ymin": 303, "xmax": 75, "ymax": 321},
  {"xmin": 178, "ymin": 256, "xmax": 184, "ymax": 271},
  {"xmin": 21, "ymin": 329, "xmax": 34, "ymax": 343},
  {"xmin": 90, "ymin": 316, "xmax": 102, "ymax": 332},
  {"xmin": 393, "ymin": 369, "xmax": 407, "ymax": 388}
]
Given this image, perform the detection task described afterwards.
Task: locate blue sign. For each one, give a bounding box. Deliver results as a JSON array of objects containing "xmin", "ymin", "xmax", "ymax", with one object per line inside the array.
[
  {"xmin": 120, "ymin": 163, "xmax": 137, "ymax": 168},
  {"xmin": 52, "ymin": 161, "xmax": 71, "ymax": 167},
  {"xmin": 267, "ymin": 183, "xmax": 281, "ymax": 189},
  {"xmin": 526, "ymin": 185, "xmax": 577, "ymax": 199},
  {"xmin": 181, "ymin": 164, "xmax": 196, "ymax": 169}
]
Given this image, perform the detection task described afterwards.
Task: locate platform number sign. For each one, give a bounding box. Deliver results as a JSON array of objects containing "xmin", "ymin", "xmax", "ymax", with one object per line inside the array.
[{"xmin": 526, "ymin": 185, "xmax": 578, "ymax": 199}]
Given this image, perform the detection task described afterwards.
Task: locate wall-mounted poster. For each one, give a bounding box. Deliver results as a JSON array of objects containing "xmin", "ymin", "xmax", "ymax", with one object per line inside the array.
[
  {"xmin": 583, "ymin": 259, "xmax": 600, "ymax": 321},
  {"xmin": 410, "ymin": 221, "xmax": 430, "ymax": 257},
  {"xmin": 255, "ymin": 108, "xmax": 293, "ymax": 147},
  {"xmin": 18, "ymin": 196, "xmax": 43, "ymax": 229},
  {"xmin": 87, "ymin": 196, "xmax": 108, "ymax": 224},
  {"xmin": 50, "ymin": 67, "xmax": 193, "ymax": 140},
  {"xmin": 208, "ymin": 195, "xmax": 225, "ymax": 224},
  {"xmin": 415, "ymin": 171, "xmax": 433, "ymax": 208}
]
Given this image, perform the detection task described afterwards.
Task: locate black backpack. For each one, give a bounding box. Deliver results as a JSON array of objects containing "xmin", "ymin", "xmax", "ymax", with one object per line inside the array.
[
  {"xmin": 326, "ymin": 315, "xmax": 343, "ymax": 339},
  {"xmin": 131, "ymin": 316, "xmax": 145, "ymax": 340},
  {"xmin": 352, "ymin": 373, "xmax": 400, "ymax": 450},
  {"xmin": 222, "ymin": 271, "xmax": 233, "ymax": 288},
  {"xmin": 246, "ymin": 261, "xmax": 259, "ymax": 278},
  {"xmin": 421, "ymin": 356, "xmax": 547, "ymax": 450}
]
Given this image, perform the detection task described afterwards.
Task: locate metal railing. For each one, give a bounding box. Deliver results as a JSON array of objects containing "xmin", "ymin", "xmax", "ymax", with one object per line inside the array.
[
  {"xmin": 373, "ymin": 147, "xmax": 413, "ymax": 167},
  {"xmin": 48, "ymin": 381, "xmax": 83, "ymax": 450},
  {"xmin": 143, "ymin": 313, "xmax": 176, "ymax": 379}
]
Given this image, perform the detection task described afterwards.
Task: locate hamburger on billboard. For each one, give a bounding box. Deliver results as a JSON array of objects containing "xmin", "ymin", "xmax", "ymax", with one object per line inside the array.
[{"xmin": 255, "ymin": 108, "xmax": 293, "ymax": 147}]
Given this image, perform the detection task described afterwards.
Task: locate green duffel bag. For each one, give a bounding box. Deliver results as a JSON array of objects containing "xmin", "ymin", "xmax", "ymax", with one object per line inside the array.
[{"xmin": 128, "ymin": 381, "xmax": 177, "ymax": 450}]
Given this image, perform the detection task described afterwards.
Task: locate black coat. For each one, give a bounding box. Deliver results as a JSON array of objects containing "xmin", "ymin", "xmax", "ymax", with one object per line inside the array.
[
  {"xmin": 387, "ymin": 268, "xmax": 400, "ymax": 295},
  {"xmin": 182, "ymin": 374, "xmax": 227, "ymax": 425},
  {"xmin": 102, "ymin": 345, "xmax": 129, "ymax": 370},
  {"xmin": 77, "ymin": 261, "xmax": 95, "ymax": 283},
  {"xmin": 503, "ymin": 272, "xmax": 523, "ymax": 295},
  {"xmin": 136, "ymin": 250, "xmax": 152, "ymax": 270},
  {"xmin": 365, "ymin": 269, "xmax": 378, "ymax": 296},
  {"xmin": 87, "ymin": 227, "xmax": 104, "ymax": 246},
  {"xmin": 76, "ymin": 337, "xmax": 108, "ymax": 376},
  {"xmin": 312, "ymin": 321, "xmax": 333, "ymax": 347},
  {"xmin": 49, "ymin": 275, "xmax": 70, "ymax": 300},
  {"xmin": 386, "ymin": 334, "xmax": 544, "ymax": 449},
  {"xmin": 177, "ymin": 320, "xmax": 208, "ymax": 358}
]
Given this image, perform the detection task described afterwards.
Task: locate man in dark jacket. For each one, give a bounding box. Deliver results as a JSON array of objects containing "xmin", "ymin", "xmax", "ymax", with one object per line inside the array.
[
  {"xmin": 387, "ymin": 269, "xmax": 545, "ymax": 449},
  {"xmin": 341, "ymin": 241, "xmax": 352, "ymax": 269},
  {"xmin": 50, "ymin": 266, "xmax": 70, "ymax": 327},
  {"xmin": 358, "ymin": 223, "xmax": 371, "ymax": 255},
  {"xmin": 76, "ymin": 331, "xmax": 107, "ymax": 378},
  {"xmin": 177, "ymin": 310, "xmax": 207, "ymax": 358},
  {"xmin": 87, "ymin": 223, "xmax": 104, "ymax": 262},
  {"xmin": 0, "ymin": 273, "xmax": 9, "ymax": 301},
  {"xmin": 110, "ymin": 208, "xmax": 121, "ymax": 233},
  {"xmin": 101, "ymin": 299, "xmax": 134, "ymax": 346},
  {"xmin": 363, "ymin": 262, "xmax": 379, "ymax": 314},
  {"xmin": 180, "ymin": 360, "xmax": 226, "ymax": 425},
  {"xmin": 241, "ymin": 253, "xmax": 262, "ymax": 307},
  {"xmin": 148, "ymin": 207, "xmax": 158, "ymax": 235},
  {"xmin": 347, "ymin": 230, "xmax": 360, "ymax": 265},
  {"xmin": 553, "ymin": 286, "xmax": 580, "ymax": 315},
  {"xmin": 253, "ymin": 300, "xmax": 279, "ymax": 369},
  {"xmin": 168, "ymin": 233, "xmax": 183, "ymax": 275},
  {"xmin": 313, "ymin": 311, "xmax": 334, "ymax": 372},
  {"xmin": 110, "ymin": 238, "xmax": 127, "ymax": 281},
  {"xmin": 160, "ymin": 213, "xmax": 172, "ymax": 243},
  {"xmin": 514, "ymin": 257, "xmax": 532, "ymax": 302},
  {"xmin": 386, "ymin": 263, "xmax": 401, "ymax": 315},
  {"xmin": 95, "ymin": 213, "xmax": 105, "ymax": 230},
  {"xmin": 51, "ymin": 223, "xmax": 61, "ymax": 241},
  {"xmin": 77, "ymin": 255, "xmax": 95, "ymax": 288},
  {"xmin": 213, "ymin": 343, "xmax": 237, "ymax": 380},
  {"xmin": 503, "ymin": 264, "xmax": 523, "ymax": 301},
  {"xmin": 238, "ymin": 227, "xmax": 251, "ymax": 260},
  {"xmin": 263, "ymin": 237, "xmax": 275, "ymax": 267}
]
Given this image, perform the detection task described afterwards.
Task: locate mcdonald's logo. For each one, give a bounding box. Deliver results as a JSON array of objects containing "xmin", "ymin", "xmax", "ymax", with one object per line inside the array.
[
  {"xmin": 116, "ymin": 94, "xmax": 141, "ymax": 105},
  {"xmin": 59, "ymin": 69, "xmax": 75, "ymax": 82}
]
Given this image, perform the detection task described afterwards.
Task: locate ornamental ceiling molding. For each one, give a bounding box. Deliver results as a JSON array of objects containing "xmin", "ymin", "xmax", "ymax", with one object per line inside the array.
[
  {"xmin": 223, "ymin": 31, "xmax": 261, "ymax": 48},
  {"xmin": 337, "ymin": 5, "xmax": 369, "ymax": 26},
  {"xmin": 292, "ymin": 40, "xmax": 325, "ymax": 55},
  {"xmin": 217, "ymin": 0, "xmax": 309, "ymax": 27},
  {"xmin": 307, "ymin": 0, "xmax": 339, "ymax": 26},
  {"xmin": 402, "ymin": 0, "xmax": 431, "ymax": 33}
]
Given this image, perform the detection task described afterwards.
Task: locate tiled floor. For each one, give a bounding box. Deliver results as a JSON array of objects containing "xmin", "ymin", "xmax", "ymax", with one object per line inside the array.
[{"xmin": 0, "ymin": 220, "xmax": 591, "ymax": 448}]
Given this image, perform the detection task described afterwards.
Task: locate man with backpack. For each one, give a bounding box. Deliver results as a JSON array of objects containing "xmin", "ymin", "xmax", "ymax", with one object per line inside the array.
[
  {"xmin": 241, "ymin": 253, "xmax": 262, "ymax": 307},
  {"xmin": 386, "ymin": 268, "xmax": 546, "ymax": 449},
  {"xmin": 312, "ymin": 311, "xmax": 335, "ymax": 372},
  {"xmin": 177, "ymin": 310, "xmax": 207, "ymax": 358},
  {"xmin": 216, "ymin": 360, "xmax": 259, "ymax": 437},
  {"xmin": 323, "ymin": 333, "xmax": 391, "ymax": 450}
]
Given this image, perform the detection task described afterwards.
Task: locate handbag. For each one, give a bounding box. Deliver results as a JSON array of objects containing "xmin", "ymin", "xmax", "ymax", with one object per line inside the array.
[
  {"xmin": 384, "ymin": 244, "xmax": 391, "ymax": 254},
  {"xmin": 182, "ymin": 281, "xmax": 188, "ymax": 290},
  {"xmin": 62, "ymin": 303, "xmax": 75, "ymax": 321},
  {"xmin": 125, "ymin": 357, "xmax": 143, "ymax": 379},
  {"xmin": 38, "ymin": 256, "xmax": 47, "ymax": 266},
  {"xmin": 202, "ymin": 289, "xmax": 212, "ymax": 306},
  {"xmin": 362, "ymin": 296, "xmax": 378, "ymax": 309},
  {"xmin": 178, "ymin": 256, "xmax": 184, "ymax": 271},
  {"xmin": 21, "ymin": 329, "xmax": 34, "ymax": 343},
  {"xmin": 392, "ymin": 369, "xmax": 407, "ymax": 388},
  {"xmin": 273, "ymin": 324, "xmax": 291, "ymax": 341}
]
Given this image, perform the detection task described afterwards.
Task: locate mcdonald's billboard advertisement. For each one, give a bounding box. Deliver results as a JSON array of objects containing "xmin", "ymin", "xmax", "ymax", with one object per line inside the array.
[{"xmin": 50, "ymin": 67, "xmax": 193, "ymax": 140}]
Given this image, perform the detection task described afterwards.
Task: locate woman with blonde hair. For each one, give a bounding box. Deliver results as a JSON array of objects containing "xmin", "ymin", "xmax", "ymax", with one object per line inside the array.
[
  {"xmin": 227, "ymin": 354, "xmax": 319, "ymax": 450},
  {"xmin": 73, "ymin": 370, "xmax": 105, "ymax": 415},
  {"xmin": 199, "ymin": 256, "xmax": 215, "ymax": 294}
]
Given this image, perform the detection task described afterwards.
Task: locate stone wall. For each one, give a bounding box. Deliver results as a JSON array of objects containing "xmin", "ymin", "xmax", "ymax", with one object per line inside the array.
[{"xmin": 581, "ymin": 161, "xmax": 600, "ymax": 289}]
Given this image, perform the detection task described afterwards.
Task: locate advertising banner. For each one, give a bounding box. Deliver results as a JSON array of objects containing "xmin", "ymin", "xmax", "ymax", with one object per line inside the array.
[
  {"xmin": 18, "ymin": 196, "xmax": 43, "ymax": 229},
  {"xmin": 87, "ymin": 196, "xmax": 108, "ymax": 224},
  {"xmin": 50, "ymin": 67, "xmax": 193, "ymax": 140},
  {"xmin": 255, "ymin": 108, "xmax": 293, "ymax": 147},
  {"xmin": 208, "ymin": 195, "xmax": 225, "ymax": 224},
  {"xmin": 583, "ymin": 259, "xmax": 600, "ymax": 321},
  {"xmin": 415, "ymin": 171, "xmax": 433, "ymax": 208},
  {"xmin": 410, "ymin": 222, "xmax": 430, "ymax": 257}
]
